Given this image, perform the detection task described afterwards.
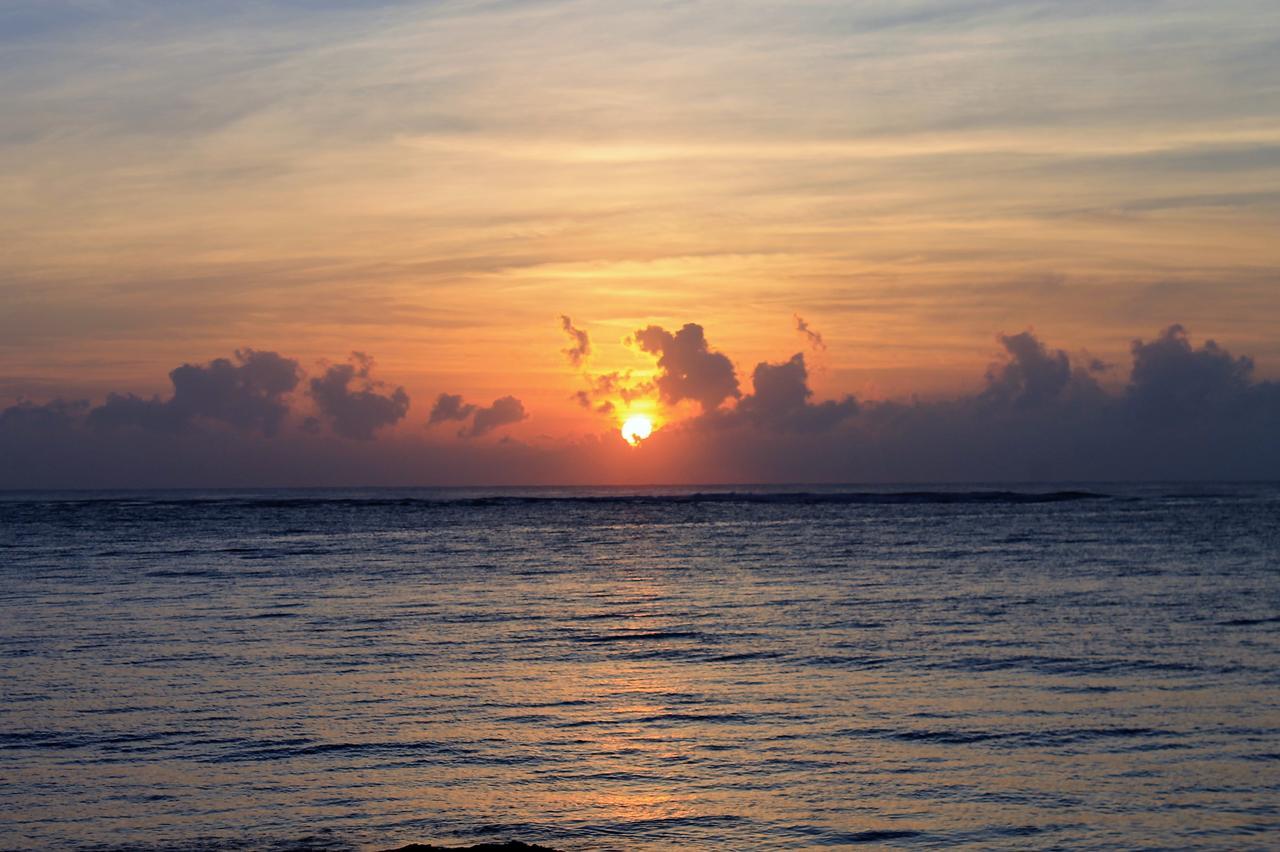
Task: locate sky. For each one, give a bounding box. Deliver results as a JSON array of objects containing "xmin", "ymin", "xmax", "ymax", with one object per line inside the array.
[{"xmin": 2, "ymin": 0, "xmax": 1279, "ymax": 486}]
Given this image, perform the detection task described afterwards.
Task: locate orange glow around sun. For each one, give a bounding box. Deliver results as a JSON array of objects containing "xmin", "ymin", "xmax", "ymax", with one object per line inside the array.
[{"xmin": 621, "ymin": 414, "xmax": 654, "ymax": 447}]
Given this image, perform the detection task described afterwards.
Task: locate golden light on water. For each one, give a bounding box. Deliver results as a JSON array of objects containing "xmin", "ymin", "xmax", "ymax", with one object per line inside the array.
[{"xmin": 620, "ymin": 415, "xmax": 654, "ymax": 447}]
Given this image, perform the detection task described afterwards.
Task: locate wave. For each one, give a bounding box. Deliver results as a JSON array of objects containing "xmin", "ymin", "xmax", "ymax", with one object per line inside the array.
[
  {"xmin": 9, "ymin": 489, "xmax": 1111, "ymax": 510},
  {"xmin": 844, "ymin": 724, "xmax": 1181, "ymax": 749}
]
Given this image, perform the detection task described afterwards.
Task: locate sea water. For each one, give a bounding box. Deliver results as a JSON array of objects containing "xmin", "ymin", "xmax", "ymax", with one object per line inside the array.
[{"xmin": 2, "ymin": 485, "xmax": 1278, "ymax": 850}]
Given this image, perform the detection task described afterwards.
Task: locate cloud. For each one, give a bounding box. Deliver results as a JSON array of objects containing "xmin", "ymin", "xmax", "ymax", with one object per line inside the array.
[
  {"xmin": 1127, "ymin": 324, "xmax": 1257, "ymax": 421},
  {"xmin": 87, "ymin": 392, "xmax": 177, "ymax": 433},
  {"xmin": 2, "ymin": 324, "xmax": 1279, "ymax": 488},
  {"xmin": 878, "ymin": 324, "xmax": 1277, "ymax": 479},
  {"xmin": 308, "ymin": 352, "xmax": 409, "ymax": 440},
  {"xmin": 467, "ymin": 395, "xmax": 528, "ymax": 438},
  {"xmin": 656, "ymin": 322, "xmax": 1280, "ymax": 482},
  {"xmin": 560, "ymin": 315, "xmax": 591, "ymax": 367},
  {"xmin": 794, "ymin": 315, "xmax": 826, "ymax": 351},
  {"xmin": 0, "ymin": 398, "xmax": 88, "ymax": 433},
  {"xmin": 428, "ymin": 392, "xmax": 529, "ymax": 437},
  {"xmin": 632, "ymin": 323, "xmax": 740, "ymax": 411},
  {"xmin": 572, "ymin": 371, "xmax": 654, "ymax": 415},
  {"xmin": 87, "ymin": 349, "xmax": 300, "ymax": 435},
  {"xmin": 979, "ymin": 330, "xmax": 1100, "ymax": 409},
  {"xmin": 730, "ymin": 353, "xmax": 859, "ymax": 433},
  {"xmin": 573, "ymin": 391, "xmax": 616, "ymax": 416},
  {"xmin": 560, "ymin": 315, "xmax": 653, "ymax": 418},
  {"xmin": 5, "ymin": 0, "xmax": 1279, "ymax": 392},
  {"xmin": 428, "ymin": 392, "xmax": 476, "ymax": 425}
]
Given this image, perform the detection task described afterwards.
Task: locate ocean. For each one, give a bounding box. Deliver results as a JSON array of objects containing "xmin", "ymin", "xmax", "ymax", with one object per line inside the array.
[{"xmin": 1, "ymin": 485, "xmax": 1278, "ymax": 850}]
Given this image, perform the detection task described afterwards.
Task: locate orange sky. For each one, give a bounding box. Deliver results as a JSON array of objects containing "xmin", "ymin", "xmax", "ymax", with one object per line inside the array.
[{"xmin": 3, "ymin": 1, "xmax": 1279, "ymax": 452}]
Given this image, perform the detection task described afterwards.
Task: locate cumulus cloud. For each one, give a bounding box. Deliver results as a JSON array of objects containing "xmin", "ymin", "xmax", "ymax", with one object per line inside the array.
[
  {"xmin": 309, "ymin": 352, "xmax": 409, "ymax": 440},
  {"xmin": 978, "ymin": 331, "xmax": 1103, "ymax": 409},
  {"xmin": 632, "ymin": 323, "xmax": 740, "ymax": 411},
  {"xmin": 650, "ymin": 322, "xmax": 1279, "ymax": 482},
  {"xmin": 467, "ymin": 395, "xmax": 528, "ymax": 438},
  {"xmin": 732, "ymin": 353, "xmax": 859, "ymax": 433},
  {"xmin": 428, "ymin": 393, "xmax": 477, "ymax": 425},
  {"xmin": 560, "ymin": 315, "xmax": 591, "ymax": 367},
  {"xmin": 868, "ymin": 324, "xmax": 1278, "ymax": 479},
  {"xmin": 87, "ymin": 349, "xmax": 300, "ymax": 435},
  {"xmin": 1127, "ymin": 324, "xmax": 1257, "ymax": 420},
  {"xmin": 795, "ymin": 315, "xmax": 826, "ymax": 351},
  {"xmin": 2, "ymin": 324, "xmax": 1278, "ymax": 488},
  {"xmin": 428, "ymin": 392, "xmax": 529, "ymax": 437}
]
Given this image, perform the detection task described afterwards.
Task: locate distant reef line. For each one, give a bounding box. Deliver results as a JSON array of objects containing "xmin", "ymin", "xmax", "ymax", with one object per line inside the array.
[{"xmin": 382, "ymin": 843, "xmax": 559, "ymax": 852}]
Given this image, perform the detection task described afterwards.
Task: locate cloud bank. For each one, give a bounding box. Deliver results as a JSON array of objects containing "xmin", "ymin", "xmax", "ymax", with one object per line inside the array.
[
  {"xmin": 88, "ymin": 349, "xmax": 301, "ymax": 436},
  {"xmin": 2, "ymin": 323, "xmax": 1278, "ymax": 488}
]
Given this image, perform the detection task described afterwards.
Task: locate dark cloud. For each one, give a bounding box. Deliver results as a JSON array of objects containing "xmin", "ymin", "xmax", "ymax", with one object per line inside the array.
[
  {"xmin": 467, "ymin": 395, "xmax": 527, "ymax": 438},
  {"xmin": 878, "ymin": 325, "xmax": 1277, "ymax": 479},
  {"xmin": 795, "ymin": 315, "xmax": 826, "ymax": 351},
  {"xmin": 428, "ymin": 392, "xmax": 529, "ymax": 437},
  {"xmin": 663, "ymin": 323, "xmax": 1280, "ymax": 481},
  {"xmin": 1127, "ymin": 324, "xmax": 1257, "ymax": 420},
  {"xmin": 2, "ymin": 324, "xmax": 1278, "ymax": 488},
  {"xmin": 724, "ymin": 353, "xmax": 858, "ymax": 433},
  {"xmin": 632, "ymin": 323, "xmax": 739, "ymax": 411},
  {"xmin": 170, "ymin": 349, "xmax": 300, "ymax": 432},
  {"xmin": 0, "ymin": 398, "xmax": 88, "ymax": 433},
  {"xmin": 560, "ymin": 315, "xmax": 591, "ymax": 367},
  {"xmin": 87, "ymin": 349, "xmax": 300, "ymax": 435},
  {"xmin": 428, "ymin": 392, "xmax": 476, "ymax": 425},
  {"xmin": 979, "ymin": 331, "xmax": 1097, "ymax": 409},
  {"xmin": 87, "ymin": 392, "xmax": 177, "ymax": 433},
  {"xmin": 309, "ymin": 352, "xmax": 409, "ymax": 440}
]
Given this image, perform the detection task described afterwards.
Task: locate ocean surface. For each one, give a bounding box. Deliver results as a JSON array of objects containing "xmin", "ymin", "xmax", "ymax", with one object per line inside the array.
[{"xmin": 2, "ymin": 484, "xmax": 1278, "ymax": 850}]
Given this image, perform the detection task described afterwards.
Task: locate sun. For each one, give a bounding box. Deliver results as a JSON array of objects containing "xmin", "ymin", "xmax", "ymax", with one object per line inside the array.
[{"xmin": 620, "ymin": 414, "xmax": 654, "ymax": 447}]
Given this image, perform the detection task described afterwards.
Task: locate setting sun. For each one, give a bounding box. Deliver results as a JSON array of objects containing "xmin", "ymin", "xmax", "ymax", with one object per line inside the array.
[{"xmin": 620, "ymin": 414, "xmax": 654, "ymax": 447}]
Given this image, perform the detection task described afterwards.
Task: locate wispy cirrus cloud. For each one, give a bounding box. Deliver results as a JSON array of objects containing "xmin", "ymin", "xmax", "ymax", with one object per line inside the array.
[{"xmin": 2, "ymin": 0, "xmax": 1279, "ymax": 420}]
